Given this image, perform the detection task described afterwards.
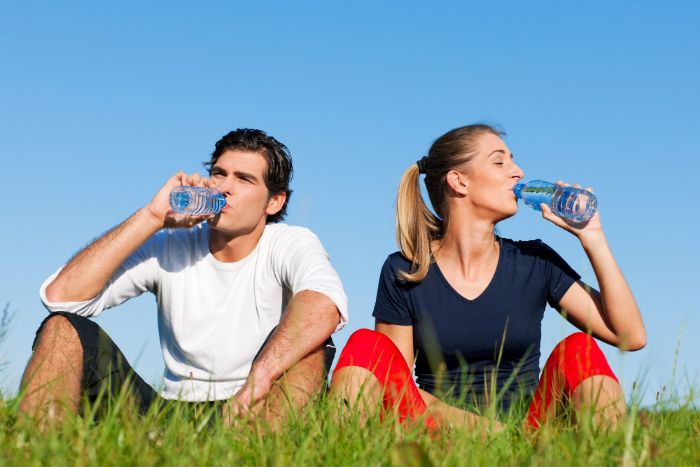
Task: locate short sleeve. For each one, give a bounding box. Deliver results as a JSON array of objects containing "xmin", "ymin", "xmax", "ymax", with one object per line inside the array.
[
  {"xmin": 537, "ymin": 241, "xmax": 581, "ymax": 308},
  {"xmin": 372, "ymin": 256, "xmax": 413, "ymax": 326},
  {"xmin": 39, "ymin": 233, "xmax": 161, "ymax": 317},
  {"xmin": 272, "ymin": 226, "xmax": 349, "ymax": 332}
]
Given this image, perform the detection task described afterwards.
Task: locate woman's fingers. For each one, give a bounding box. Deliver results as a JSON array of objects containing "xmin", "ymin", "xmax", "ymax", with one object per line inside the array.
[
  {"xmin": 541, "ymin": 203, "xmax": 570, "ymax": 229},
  {"xmin": 555, "ymin": 180, "xmax": 594, "ymax": 192}
]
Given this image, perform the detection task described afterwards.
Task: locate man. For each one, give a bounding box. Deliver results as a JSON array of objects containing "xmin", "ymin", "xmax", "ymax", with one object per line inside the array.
[{"xmin": 20, "ymin": 128, "xmax": 348, "ymax": 427}]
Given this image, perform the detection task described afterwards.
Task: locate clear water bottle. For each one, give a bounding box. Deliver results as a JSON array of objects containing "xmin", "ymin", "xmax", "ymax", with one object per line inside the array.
[
  {"xmin": 169, "ymin": 186, "xmax": 226, "ymax": 215},
  {"xmin": 513, "ymin": 180, "xmax": 597, "ymax": 222}
]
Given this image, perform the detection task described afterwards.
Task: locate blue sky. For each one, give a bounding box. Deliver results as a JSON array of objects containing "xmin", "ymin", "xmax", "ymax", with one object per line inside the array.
[{"xmin": 1, "ymin": 1, "xmax": 698, "ymax": 406}]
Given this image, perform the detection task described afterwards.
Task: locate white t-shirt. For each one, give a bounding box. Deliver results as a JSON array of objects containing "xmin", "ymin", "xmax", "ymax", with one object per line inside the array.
[{"xmin": 39, "ymin": 223, "xmax": 348, "ymax": 401}]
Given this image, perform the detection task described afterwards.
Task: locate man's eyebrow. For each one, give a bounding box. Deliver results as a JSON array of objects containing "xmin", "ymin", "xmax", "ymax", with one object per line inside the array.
[{"xmin": 234, "ymin": 170, "xmax": 259, "ymax": 181}]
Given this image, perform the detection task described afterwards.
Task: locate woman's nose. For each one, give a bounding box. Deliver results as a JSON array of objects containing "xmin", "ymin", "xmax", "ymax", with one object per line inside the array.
[{"xmin": 512, "ymin": 163, "xmax": 524, "ymax": 180}]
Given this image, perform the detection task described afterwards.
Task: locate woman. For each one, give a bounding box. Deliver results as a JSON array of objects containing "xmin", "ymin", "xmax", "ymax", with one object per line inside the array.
[{"xmin": 331, "ymin": 124, "xmax": 645, "ymax": 431}]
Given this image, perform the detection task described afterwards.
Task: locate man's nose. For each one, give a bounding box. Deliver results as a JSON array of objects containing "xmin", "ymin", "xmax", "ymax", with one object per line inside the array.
[{"xmin": 213, "ymin": 178, "xmax": 233, "ymax": 196}]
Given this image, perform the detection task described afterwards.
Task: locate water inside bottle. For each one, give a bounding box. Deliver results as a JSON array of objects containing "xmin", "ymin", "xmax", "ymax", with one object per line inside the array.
[
  {"xmin": 552, "ymin": 188, "xmax": 597, "ymax": 222},
  {"xmin": 515, "ymin": 180, "xmax": 597, "ymax": 222},
  {"xmin": 171, "ymin": 191, "xmax": 193, "ymax": 212},
  {"xmin": 169, "ymin": 187, "xmax": 226, "ymax": 215},
  {"xmin": 515, "ymin": 181, "xmax": 556, "ymax": 212}
]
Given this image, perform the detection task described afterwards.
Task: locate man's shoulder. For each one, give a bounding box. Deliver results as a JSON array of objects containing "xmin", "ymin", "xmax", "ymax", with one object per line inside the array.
[{"xmin": 263, "ymin": 223, "xmax": 320, "ymax": 245}]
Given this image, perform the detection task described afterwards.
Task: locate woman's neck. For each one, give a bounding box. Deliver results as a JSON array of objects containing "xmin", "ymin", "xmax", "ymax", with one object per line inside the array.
[{"xmin": 433, "ymin": 215, "xmax": 499, "ymax": 281}]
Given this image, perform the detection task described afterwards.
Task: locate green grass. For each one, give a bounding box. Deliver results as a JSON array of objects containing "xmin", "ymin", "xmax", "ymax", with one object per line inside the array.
[
  {"xmin": 0, "ymin": 303, "xmax": 697, "ymax": 466},
  {"xmin": 0, "ymin": 391, "xmax": 698, "ymax": 466}
]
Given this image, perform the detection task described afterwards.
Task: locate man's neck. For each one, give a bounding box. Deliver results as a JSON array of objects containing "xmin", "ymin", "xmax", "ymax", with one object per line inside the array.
[{"xmin": 208, "ymin": 221, "xmax": 267, "ymax": 263}]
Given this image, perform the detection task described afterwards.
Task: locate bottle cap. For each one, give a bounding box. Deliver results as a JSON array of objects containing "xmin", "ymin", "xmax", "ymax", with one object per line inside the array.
[{"xmin": 513, "ymin": 183, "xmax": 524, "ymax": 199}]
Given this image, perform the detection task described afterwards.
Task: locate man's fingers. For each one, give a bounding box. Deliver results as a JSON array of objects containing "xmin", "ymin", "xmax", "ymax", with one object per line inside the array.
[
  {"xmin": 186, "ymin": 173, "xmax": 202, "ymax": 186},
  {"xmin": 175, "ymin": 171, "xmax": 188, "ymax": 185}
]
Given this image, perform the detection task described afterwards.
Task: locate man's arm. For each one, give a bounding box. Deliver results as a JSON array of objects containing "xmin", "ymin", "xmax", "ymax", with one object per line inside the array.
[
  {"xmin": 45, "ymin": 172, "xmax": 211, "ymax": 303},
  {"xmin": 228, "ymin": 290, "xmax": 340, "ymax": 414}
]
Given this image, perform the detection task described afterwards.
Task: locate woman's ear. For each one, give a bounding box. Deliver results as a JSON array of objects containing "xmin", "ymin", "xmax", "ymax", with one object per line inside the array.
[{"xmin": 446, "ymin": 170, "xmax": 469, "ymax": 196}]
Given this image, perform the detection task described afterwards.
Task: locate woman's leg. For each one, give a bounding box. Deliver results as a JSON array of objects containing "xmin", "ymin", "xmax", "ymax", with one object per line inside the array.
[
  {"xmin": 526, "ymin": 332, "xmax": 625, "ymax": 429},
  {"xmin": 330, "ymin": 329, "xmax": 435, "ymax": 428}
]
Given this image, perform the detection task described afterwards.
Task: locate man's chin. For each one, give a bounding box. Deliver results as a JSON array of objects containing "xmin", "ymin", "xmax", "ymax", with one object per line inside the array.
[
  {"xmin": 207, "ymin": 217, "xmax": 234, "ymax": 232},
  {"xmin": 207, "ymin": 216, "xmax": 235, "ymax": 233},
  {"xmin": 208, "ymin": 218, "xmax": 254, "ymax": 237}
]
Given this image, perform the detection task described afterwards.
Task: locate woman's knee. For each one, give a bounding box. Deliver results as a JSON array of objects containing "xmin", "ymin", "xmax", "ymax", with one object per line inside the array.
[
  {"xmin": 555, "ymin": 332, "xmax": 618, "ymax": 390},
  {"xmin": 559, "ymin": 332, "xmax": 595, "ymax": 351},
  {"xmin": 330, "ymin": 366, "xmax": 381, "ymax": 399},
  {"xmin": 335, "ymin": 328, "xmax": 405, "ymax": 374}
]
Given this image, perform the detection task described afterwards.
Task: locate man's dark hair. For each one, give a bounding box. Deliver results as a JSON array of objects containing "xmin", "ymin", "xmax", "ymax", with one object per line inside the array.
[{"xmin": 204, "ymin": 129, "xmax": 293, "ymax": 223}]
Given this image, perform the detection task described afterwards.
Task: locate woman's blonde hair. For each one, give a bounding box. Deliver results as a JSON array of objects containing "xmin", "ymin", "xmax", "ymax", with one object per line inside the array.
[{"xmin": 396, "ymin": 124, "xmax": 503, "ymax": 282}]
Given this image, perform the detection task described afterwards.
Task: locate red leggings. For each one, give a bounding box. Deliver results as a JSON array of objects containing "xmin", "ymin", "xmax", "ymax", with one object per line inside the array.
[{"xmin": 333, "ymin": 329, "xmax": 618, "ymax": 430}]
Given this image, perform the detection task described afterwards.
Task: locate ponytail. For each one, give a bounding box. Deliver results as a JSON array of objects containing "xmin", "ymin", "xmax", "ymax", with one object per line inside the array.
[
  {"xmin": 395, "ymin": 164, "xmax": 442, "ymax": 282},
  {"xmin": 395, "ymin": 123, "xmax": 503, "ymax": 282}
]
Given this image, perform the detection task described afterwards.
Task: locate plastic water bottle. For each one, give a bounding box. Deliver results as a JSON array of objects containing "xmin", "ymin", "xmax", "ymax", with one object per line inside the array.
[
  {"xmin": 169, "ymin": 186, "xmax": 226, "ymax": 215},
  {"xmin": 513, "ymin": 180, "xmax": 597, "ymax": 222}
]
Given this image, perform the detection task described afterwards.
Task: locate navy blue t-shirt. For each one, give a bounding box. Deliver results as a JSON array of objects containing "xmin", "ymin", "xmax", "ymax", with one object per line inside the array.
[{"xmin": 372, "ymin": 237, "xmax": 580, "ymax": 412}]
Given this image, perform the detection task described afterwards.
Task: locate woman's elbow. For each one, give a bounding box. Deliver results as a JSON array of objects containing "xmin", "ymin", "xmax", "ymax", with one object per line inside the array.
[{"xmin": 624, "ymin": 331, "xmax": 647, "ymax": 351}]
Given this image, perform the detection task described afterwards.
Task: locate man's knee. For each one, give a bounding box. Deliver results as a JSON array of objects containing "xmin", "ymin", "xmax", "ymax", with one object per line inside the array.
[
  {"xmin": 294, "ymin": 345, "xmax": 327, "ymax": 378},
  {"xmin": 276, "ymin": 345, "xmax": 327, "ymax": 396},
  {"xmin": 34, "ymin": 314, "xmax": 82, "ymax": 356}
]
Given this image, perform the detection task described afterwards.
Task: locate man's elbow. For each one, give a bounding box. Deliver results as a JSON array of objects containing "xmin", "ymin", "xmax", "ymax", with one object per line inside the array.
[
  {"xmin": 324, "ymin": 306, "xmax": 342, "ymax": 332},
  {"xmin": 44, "ymin": 281, "xmax": 63, "ymax": 303},
  {"xmin": 298, "ymin": 290, "xmax": 342, "ymax": 329}
]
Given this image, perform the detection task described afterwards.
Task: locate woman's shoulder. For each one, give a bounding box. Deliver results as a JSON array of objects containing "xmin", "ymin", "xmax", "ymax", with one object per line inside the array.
[
  {"xmin": 499, "ymin": 237, "xmax": 554, "ymax": 254},
  {"xmin": 500, "ymin": 237, "xmax": 560, "ymax": 259},
  {"xmin": 380, "ymin": 251, "xmax": 412, "ymax": 274}
]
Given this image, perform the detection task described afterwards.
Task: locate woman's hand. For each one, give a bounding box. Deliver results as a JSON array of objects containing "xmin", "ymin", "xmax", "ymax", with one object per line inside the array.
[
  {"xmin": 539, "ymin": 181, "xmax": 604, "ymax": 243},
  {"xmin": 544, "ymin": 181, "xmax": 646, "ymax": 351}
]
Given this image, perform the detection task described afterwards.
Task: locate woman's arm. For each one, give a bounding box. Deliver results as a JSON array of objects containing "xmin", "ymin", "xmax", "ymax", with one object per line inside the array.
[
  {"xmin": 541, "ymin": 184, "xmax": 646, "ymax": 351},
  {"xmin": 376, "ymin": 320, "xmax": 503, "ymax": 431}
]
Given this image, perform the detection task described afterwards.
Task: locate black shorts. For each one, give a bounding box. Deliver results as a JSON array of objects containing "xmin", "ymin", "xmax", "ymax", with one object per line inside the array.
[{"xmin": 32, "ymin": 312, "xmax": 336, "ymax": 417}]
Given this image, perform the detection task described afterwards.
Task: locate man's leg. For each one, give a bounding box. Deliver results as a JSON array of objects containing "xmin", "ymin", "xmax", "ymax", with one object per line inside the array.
[
  {"xmin": 19, "ymin": 314, "xmax": 83, "ymax": 425},
  {"xmin": 260, "ymin": 343, "xmax": 331, "ymax": 428},
  {"xmin": 247, "ymin": 331, "xmax": 335, "ymax": 430},
  {"xmin": 19, "ymin": 312, "xmax": 157, "ymax": 426}
]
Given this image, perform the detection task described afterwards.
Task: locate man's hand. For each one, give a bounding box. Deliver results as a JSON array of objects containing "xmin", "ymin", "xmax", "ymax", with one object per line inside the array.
[
  {"xmin": 222, "ymin": 291, "xmax": 340, "ymax": 427},
  {"xmin": 223, "ymin": 369, "xmax": 273, "ymax": 426},
  {"xmin": 146, "ymin": 171, "xmax": 217, "ymax": 229}
]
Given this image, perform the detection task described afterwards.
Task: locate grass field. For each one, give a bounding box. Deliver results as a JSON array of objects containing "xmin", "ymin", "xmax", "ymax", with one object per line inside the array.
[
  {"xmin": 0, "ymin": 303, "xmax": 697, "ymax": 466},
  {"xmin": 0, "ymin": 388, "xmax": 698, "ymax": 466}
]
